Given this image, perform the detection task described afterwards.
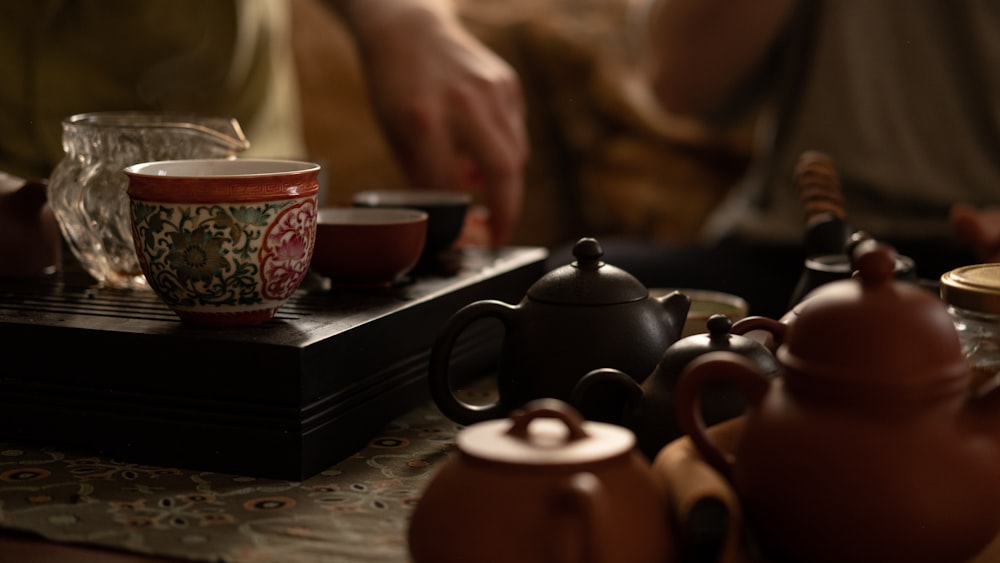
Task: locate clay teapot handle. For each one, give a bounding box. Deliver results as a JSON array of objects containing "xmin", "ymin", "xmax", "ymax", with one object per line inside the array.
[
  {"xmin": 507, "ymin": 398, "xmax": 591, "ymax": 443},
  {"xmin": 548, "ymin": 472, "xmax": 611, "ymax": 563},
  {"xmin": 509, "ymin": 400, "xmax": 609, "ymax": 563},
  {"xmin": 429, "ymin": 299, "xmax": 519, "ymax": 425},
  {"xmin": 675, "ymin": 351, "xmax": 771, "ymax": 480}
]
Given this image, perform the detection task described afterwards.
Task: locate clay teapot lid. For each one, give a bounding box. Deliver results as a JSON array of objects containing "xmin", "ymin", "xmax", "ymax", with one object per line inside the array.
[
  {"xmin": 659, "ymin": 314, "xmax": 778, "ymax": 376},
  {"xmin": 527, "ymin": 238, "xmax": 648, "ymax": 305},
  {"xmin": 457, "ymin": 399, "xmax": 634, "ymax": 465},
  {"xmin": 779, "ymin": 239, "xmax": 965, "ymax": 385}
]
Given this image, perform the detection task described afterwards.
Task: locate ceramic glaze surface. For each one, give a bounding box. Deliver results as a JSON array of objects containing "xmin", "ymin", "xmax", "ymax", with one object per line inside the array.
[
  {"xmin": 126, "ymin": 159, "xmax": 319, "ymax": 327},
  {"xmin": 311, "ymin": 207, "xmax": 427, "ymax": 287}
]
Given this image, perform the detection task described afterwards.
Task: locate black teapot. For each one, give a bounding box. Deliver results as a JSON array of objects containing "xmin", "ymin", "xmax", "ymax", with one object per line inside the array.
[
  {"xmin": 572, "ymin": 314, "xmax": 778, "ymax": 460},
  {"xmin": 429, "ymin": 237, "xmax": 691, "ymax": 425}
]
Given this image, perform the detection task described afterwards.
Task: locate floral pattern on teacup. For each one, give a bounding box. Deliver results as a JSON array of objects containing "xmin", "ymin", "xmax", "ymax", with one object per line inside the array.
[
  {"xmin": 260, "ymin": 200, "xmax": 317, "ymax": 300},
  {"xmin": 131, "ymin": 197, "xmax": 317, "ymax": 309}
]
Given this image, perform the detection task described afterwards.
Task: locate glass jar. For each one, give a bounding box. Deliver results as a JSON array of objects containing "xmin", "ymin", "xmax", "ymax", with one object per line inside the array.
[
  {"xmin": 940, "ymin": 264, "xmax": 1000, "ymax": 387},
  {"xmin": 47, "ymin": 112, "xmax": 249, "ymax": 289}
]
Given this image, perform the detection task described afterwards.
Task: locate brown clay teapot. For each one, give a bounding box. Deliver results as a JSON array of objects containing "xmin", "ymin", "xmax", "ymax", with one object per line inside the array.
[
  {"xmin": 674, "ymin": 239, "xmax": 1000, "ymax": 563},
  {"xmin": 0, "ymin": 176, "xmax": 62, "ymax": 278},
  {"xmin": 408, "ymin": 399, "xmax": 676, "ymax": 563},
  {"xmin": 572, "ymin": 314, "xmax": 778, "ymax": 461},
  {"xmin": 429, "ymin": 237, "xmax": 690, "ymax": 425}
]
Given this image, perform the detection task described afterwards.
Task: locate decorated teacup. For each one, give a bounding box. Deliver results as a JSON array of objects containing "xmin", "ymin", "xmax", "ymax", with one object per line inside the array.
[{"xmin": 125, "ymin": 159, "xmax": 320, "ymax": 327}]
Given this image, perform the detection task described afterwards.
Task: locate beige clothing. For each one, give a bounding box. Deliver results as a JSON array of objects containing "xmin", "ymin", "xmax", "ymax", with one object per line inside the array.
[
  {"xmin": 703, "ymin": 0, "xmax": 1000, "ymax": 245},
  {"xmin": 0, "ymin": 0, "xmax": 304, "ymax": 180}
]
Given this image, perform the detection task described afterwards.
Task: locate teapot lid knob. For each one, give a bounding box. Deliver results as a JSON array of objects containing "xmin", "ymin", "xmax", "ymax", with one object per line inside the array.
[
  {"xmin": 851, "ymin": 237, "xmax": 895, "ymax": 287},
  {"xmin": 573, "ymin": 238, "xmax": 604, "ymax": 271},
  {"xmin": 707, "ymin": 314, "xmax": 733, "ymax": 342},
  {"xmin": 455, "ymin": 399, "xmax": 635, "ymax": 465}
]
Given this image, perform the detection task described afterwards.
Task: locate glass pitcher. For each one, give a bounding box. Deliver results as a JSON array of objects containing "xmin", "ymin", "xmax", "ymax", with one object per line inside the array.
[{"xmin": 47, "ymin": 111, "xmax": 250, "ymax": 289}]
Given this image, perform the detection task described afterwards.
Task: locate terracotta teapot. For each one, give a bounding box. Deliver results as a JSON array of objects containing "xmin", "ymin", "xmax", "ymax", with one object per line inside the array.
[
  {"xmin": 429, "ymin": 237, "xmax": 691, "ymax": 425},
  {"xmin": 674, "ymin": 239, "xmax": 1000, "ymax": 563},
  {"xmin": 0, "ymin": 176, "xmax": 62, "ymax": 278},
  {"xmin": 408, "ymin": 399, "xmax": 676, "ymax": 563},
  {"xmin": 572, "ymin": 314, "xmax": 778, "ymax": 461}
]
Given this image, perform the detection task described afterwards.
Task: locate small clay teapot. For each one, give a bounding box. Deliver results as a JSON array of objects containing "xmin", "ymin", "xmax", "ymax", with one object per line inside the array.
[
  {"xmin": 0, "ymin": 177, "xmax": 62, "ymax": 278},
  {"xmin": 572, "ymin": 314, "xmax": 778, "ymax": 461},
  {"xmin": 429, "ymin": 237, "xmax": 690, "ymax": 425},
  {"xmin": 408, "ymin": 399, "xmax": 676, "ymax": 563},
  {"xmin": 674, "ymin": 239, "xmax": 1000, "ymax": 563}
]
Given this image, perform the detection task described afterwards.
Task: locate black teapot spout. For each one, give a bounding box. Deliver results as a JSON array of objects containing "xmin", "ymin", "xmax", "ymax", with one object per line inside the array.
[{"xmin": 656, "ymin": 290, "xmax": 692, "ymax": 341}]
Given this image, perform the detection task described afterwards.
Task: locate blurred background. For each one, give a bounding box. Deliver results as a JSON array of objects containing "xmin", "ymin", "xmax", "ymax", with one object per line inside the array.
[{"xmin": 292, "ymin": 0, "xmax": 754, "ymax": 251}]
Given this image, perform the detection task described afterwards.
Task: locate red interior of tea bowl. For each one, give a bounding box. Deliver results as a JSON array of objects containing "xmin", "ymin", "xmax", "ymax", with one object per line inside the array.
[{"xmin": 311, "ymin": 207, "xmax": 428, "ymax": 288}]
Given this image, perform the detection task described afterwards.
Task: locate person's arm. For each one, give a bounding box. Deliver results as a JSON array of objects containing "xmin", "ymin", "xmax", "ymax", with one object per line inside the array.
[
  {"xmin": 638, "ymin": 0, "xmax": 797, "ymax": 117},
  {"xmin": 328, "ymin": 0, "xmax": 527, "ymax": 246}
]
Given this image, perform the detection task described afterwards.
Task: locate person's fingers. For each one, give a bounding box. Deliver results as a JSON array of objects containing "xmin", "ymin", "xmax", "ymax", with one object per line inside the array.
[
  {"xmin": 360, "ymin": 21, "xmax": 528, "ymax": 245},
  {"xmin": 450, "ymin": 80, "xmax": 526, "ymax": 246},
  {"xmin": 950, "ymin": 203, "xmax": 1000, "ymax": 262},
  {"xmin": 378, "ymin": 94, "xmax": 458, "ymax": 193}
]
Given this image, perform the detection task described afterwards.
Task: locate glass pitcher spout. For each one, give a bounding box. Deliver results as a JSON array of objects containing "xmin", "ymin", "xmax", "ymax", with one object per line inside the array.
[
  {"xmin": 137, "ymin": 114, "xmax": 251, "ymax": 155},
  {"xmin": 47, "ymin": 111, "xmax": 251, "ymax": 289}
]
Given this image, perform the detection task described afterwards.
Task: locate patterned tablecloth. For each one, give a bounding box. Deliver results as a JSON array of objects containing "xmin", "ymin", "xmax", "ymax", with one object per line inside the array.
[{"xmin": 0, "ymin": 398, "xmax": 476, "ymax": 563}]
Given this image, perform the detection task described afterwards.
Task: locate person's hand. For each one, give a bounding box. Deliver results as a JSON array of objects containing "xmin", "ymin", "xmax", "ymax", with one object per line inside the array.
[
  {"xmin": 950, "ymin": 203, "xmax": 1000, "ymax": 262},
  {"xmin": 344, "ymin": 0, "xmax": 528, "ymax": 246}
]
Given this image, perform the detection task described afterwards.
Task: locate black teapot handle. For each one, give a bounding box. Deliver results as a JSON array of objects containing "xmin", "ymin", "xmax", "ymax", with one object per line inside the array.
[
  {"xmin": 429, "ymin": 299, "xmax": 518, "ymax": 425},
  {"xmin": 675, "ymin": 351, "xmax": 771, "ymax": 480},
  {"xmin": 570, "ymin": 368, "xmax": 643, "ymax": 427}
]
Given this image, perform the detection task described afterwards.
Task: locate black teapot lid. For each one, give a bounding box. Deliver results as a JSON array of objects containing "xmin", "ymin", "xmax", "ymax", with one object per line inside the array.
[
  {"xmin": 527, "ymin": 238, "xmax": 649, "ymax": 305},
  {"xmin": 659, "ymin": 315, "xmax": 778, "ymax": 376}
]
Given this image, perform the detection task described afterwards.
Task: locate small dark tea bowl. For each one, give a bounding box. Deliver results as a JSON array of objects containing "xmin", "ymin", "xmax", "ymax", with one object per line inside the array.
[{"xmin": 353, "ymin": 190, "xmax": 470, "ymax": 262}]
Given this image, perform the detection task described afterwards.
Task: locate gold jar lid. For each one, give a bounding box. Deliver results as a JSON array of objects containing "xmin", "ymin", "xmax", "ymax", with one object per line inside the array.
[{"xmin": 940, "ymin": 264, "xmax": 1000, "ymax": 314}]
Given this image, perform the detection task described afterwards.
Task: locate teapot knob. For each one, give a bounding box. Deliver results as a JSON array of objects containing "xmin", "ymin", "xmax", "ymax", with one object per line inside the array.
[
  {"xmin": 706, "ymin": 314, "xmax": 734, "ymax": 342},
  {"xmin": 507, "ymin": 399, "xmax": 591, "ymax": 443},
  {"xmin": 572, "ymin": 238, "xmax": 604, "ymax": 271},
  {"xmin": 852, "ymin": 238, "xmax": 896, "ymax": 287}
]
